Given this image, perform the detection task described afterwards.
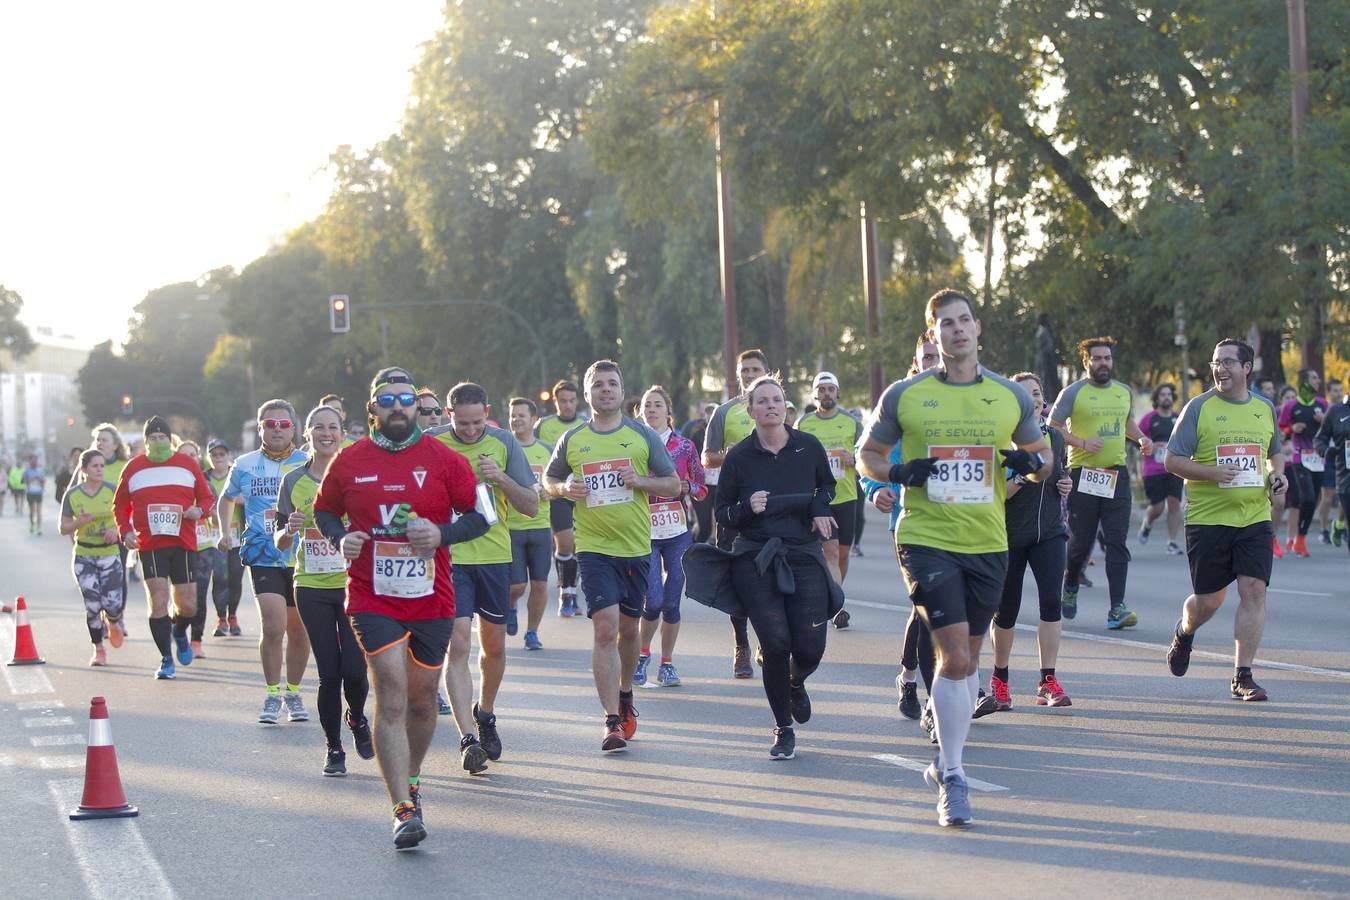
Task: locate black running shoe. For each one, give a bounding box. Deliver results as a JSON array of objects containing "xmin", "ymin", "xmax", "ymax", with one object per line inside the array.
[
  {"xmin": 1232, "ymin": 672, "xmax": 1268, "ymax": 702},
  {"xmin": 392, "ymin": 801, "xmax": 426, "ymax": 849},
  {"xmin": 602, "ymin": 714, "xmax": 627, "ymax": 753},
  {"xmin": 323, "ymin": 747, "xmax": 347, "ymax": 777},
  {"xmin": 460, "ymin": 734, "xmax": 489, "ymax": 774},
  {"xmin": 832, "ymin": 608, "xmax": 851, "ymax": 629},
  {"xmin": 770, "ymin": 726, "xmax": 796, "ymax": 760},
  {"xmin": 972, "ymin": 689, "xmax": 999, "ymax": 719},
  {"xmin": 898, "ymin": 677, "xmax": 921, "ymax": 720},
  {"xmin": 1167, "ymin": 620, "xmax": 1194, "ymax": 677},
  {"xmin": 790, "ymin": 682, "xmax": 811, "ymax": 724},
  {"xmin": 347, "ymin": 710, "xmax": 375, "ymax": 760},
  {"xmin": 473, "ymin": 702, "xmax": 502, "ymax": 761}
]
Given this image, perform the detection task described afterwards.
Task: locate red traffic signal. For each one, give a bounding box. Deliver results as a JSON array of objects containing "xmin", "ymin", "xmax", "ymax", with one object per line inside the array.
[{"xmin": 329, "ymin": 295, "xmax": 351, "ymax": 333}]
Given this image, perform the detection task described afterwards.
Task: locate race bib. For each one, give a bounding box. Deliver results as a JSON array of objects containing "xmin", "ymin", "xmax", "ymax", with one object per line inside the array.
[
  {"xmin": 475, "ymin": 482, "xmax": 499, "ymax": 526},
  {"xmin": 1077, "ymin": 467, "xmax": 1118, "ymax": 498},
  {"xmin": 263, "ymin": 508, "xmax": 277, "ymax": 532},
  {"xmin": 926, "ymin": 446, "xmax": 995, "ymax": 505},
  {"xmin": 195, "ymin": 519, "xmax": 217, "ymax": 548},
  {"xmin": 1217, "ymin": 443, "xmax": 1264, "ymax": 489},
  {"xmin": 1153, "ymin": 445, "xmax": 1167, "ymax": 465},
  {"xmin": 826, "ymin": 449, "xmax": 847, "ymax": 481},
  {"xmin": 227, "ymin": 519, "xmax": 243, "ymax": 549},
  {"xmin": 372, "ymin": 541, "xmax": 434, "ymax": 598},
  {"xmin": 704, "ymin": 466, "xmax": 720, "ymax": 486},
  {"xmin": 1302, "ymin": 452, "xmax": 1325, "ymax": 473},
  {"xmin": 303, "ymin": 528, "xmax": 347, "ymax": 575},
  {"xmin": 649, "ymin": 500, "xmax": 687, "ymax": 540},
  {"xmin": 147, "ymin": 503, "xmax": 183, "ymax": 536},
  {"xmin": 582, "ymin": 458, "xmax": 634, "ymax": 508}
]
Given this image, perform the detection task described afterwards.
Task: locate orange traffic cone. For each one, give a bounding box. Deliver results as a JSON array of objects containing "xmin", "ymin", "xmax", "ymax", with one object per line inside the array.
[
  {"xmin": 1, "ymin": 596, "xmax": 14, "ymax": 613},
  {"xmin": 6, "ymin": 596, "xmax": 45, "ymax": 666},
  {"xmin": 70, "ymin": 697, "xmax": 138, "ymax": 820}
]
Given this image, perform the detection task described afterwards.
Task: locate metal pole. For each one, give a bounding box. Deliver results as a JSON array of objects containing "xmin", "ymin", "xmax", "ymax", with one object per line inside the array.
[
  {"xmin": 1287, "ymin": 0, "xmax": 1322, "ymax": 372},
  {"xmin": 715, "ymin": 103, "xmax": 739, "ymax": 394},
  {"xmin": 860, "ymin": 202, "xmax": 883, "ymax": 404}
]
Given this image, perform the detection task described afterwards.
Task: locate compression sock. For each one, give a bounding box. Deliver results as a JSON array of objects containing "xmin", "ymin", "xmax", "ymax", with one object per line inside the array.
[
  {"xmin": 172, "ymin": 615, "xmax": 190, "ymax": 636},
  {"xmin": 149, "ymin": 616, "xmax": 173, "ymax": 657},
  {"xmin": 931, "ymin": 676, "xmax": 972, "ymax": 778},
  {"xmin": 965, "ymin": 671, "xmax": 980, "ymax": 710},
  {"xmin": 993, "ymin": 666, "xmax": 1010, "ymax": 683}
]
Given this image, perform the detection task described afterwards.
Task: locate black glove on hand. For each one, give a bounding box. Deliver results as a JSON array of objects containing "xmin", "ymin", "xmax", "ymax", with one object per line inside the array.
[
  {"xmin": 1000, "ymin": 448, "xmax": 1043, "ymax": 477},
  {"xmin": 889, "ymin": 457, "xmax": 940, "ymax": 487}
]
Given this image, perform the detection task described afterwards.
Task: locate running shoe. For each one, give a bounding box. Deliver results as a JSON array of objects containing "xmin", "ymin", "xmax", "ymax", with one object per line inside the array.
[
  {"xmin": 1036, "ymin": 675, "xmax": 1072, "ymax": 707},
  {"xmin": 851, "ymin": 545, "xmax": 863, "ymax": 558},
  {"xmin": 155, "ymin": 657, "xmax": 175, "ymax": 680},
  {"xmin": 923, "ymin": 754, "xmax": 942, "ymax": 791},
  {"xmin": 1078, "ymin": 571, "xmax": 1093, "ymax": 588},
  {"xmin": 921, "ymin": 701, "xmax": 938, "ymax": 744},
  {"xmin": 523, "ymin": 630, "xmax": 542, "ymax": 651},
  {"xmin": 657, "ymin": 662, "xmax": 681, "ymax": 687},
  {"xmin": 473, "ymin": 703, "xmax": 502, "ymax": 761},
  {"xmin": 460, "ymin": 734, "xmax": 489, "ymax": 774},
  {"xmin": 323, "ymin": 747, "xmax": 347, "ymax": 777},
  {"xmin": 89, "ymin": 646, "xmax": 107, "ymax": 667},
  {"xmin": 1231, "ymin": 672, "xmax": 1268, "ymax": 702},
  {"xmin": 105, "ymin": 615, "xmax": 124, "ymax": 649},
  {"xmin": 191, "ymin": 639, "xmax": 205, "ymax": 659},
  {"xmin": 437, "ymin": 692, "xmax": 452, "ymax": 716},
  {"xmin": 937, "ymin": 773, "xmax": 974, "ymax": 827},
  {"xmin": 409, "ymin": 782, "xmax": 422, "ymax": 821},
  {"xmin": 733, "ymin": 646, "xmax": 753, "ymax": 678},
  {"xmin": 173, "ymin": 631, "xmax": 194, "ymax": 666},
  {"xmin": 506, "ymin": 606, "xmax": 519, "ymax": 636},
  {"xmin": 392, "ymin": 801, "xmax": 426, "ymax": 850},
  {"xmin": 1292, "ymin": 535, "xmax": 1310, "ymax": 558},
  {"xmin": 1166, "ymin": 541, "xmax": 1183, "ymax": 556},
  {"xmin": 1106, "ymin": 604, "xmax": 1138, "ymax": 630},
  {"xmin": 1334, "ymin": 519, "xmax": 1345, "ymax": 547},
  {"xmin": 755, "ymin": 645, "xmax": 764, "ymax": 667},
  {"xmin": 284, "ymin": 692, "xmax": 309, "ymax": 722},
  {"xmin": 228, "ymin": 616, "xmax": 242, "ymax": 636},
  {"xmin": 1061, "ymin": 586, "xmax": 1078, "ymax": 620},
  {"xmin": 1167, "ymin": 621, "xmax": 1194, "ymax": 677},
  {"xmin": 258, "ymin": 693, "xmax": 283, "ymax": 724},
  {"xmin": 1319, "ymin": 529, "xmax": 1331, "ymax": 546},
  {"xmin": 972, "ymin": 689, "xmax": 999, "ymax": 719},
  {"xmin": 557, "ymin": 595, "xmax": 573, "ymax": 617},
  {"xmin": 897, "ymin": 677, "xmax": 921, "ymax": 720},
  {"xmin": 770, "ymin": 726, "xmax": 796, "ymax": 760},
  {"xmin": 1137, "ymin": 524, "xmax": 1150, "ymax": 545},
  {"xmin": 989, "ymin": 673, "xmax": 1012, "ymax": 711},
  {"xmin": 832, "ymin": 608, "xmax": 851, "ymax": 629},
  {"xmin": 213, "ymin": 617, "xmax": 228, "ymax": 637},
  {"xmin": 633, "ymin": 653, "xmax": 651, "ymax": 687},
  {"xmin": 790, "ymin": 682, "xmax": 811, "ymax": 724},
  {"xmin": 618, "ymin": 692, "xmax": 639, "ymax": 739},
  {"xmin": 1272, "ymin": 536, "xmax": 1284, "ymax": 559},
  {"xmin": 601, "ymin": 714, "xmax": 627, "ymax": 753},
  {"xmin": 347, "ymin": 710, "xmax": 375, "ymax": 760}
]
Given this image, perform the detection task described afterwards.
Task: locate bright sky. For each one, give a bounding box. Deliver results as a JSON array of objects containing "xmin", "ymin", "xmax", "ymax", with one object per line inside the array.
[{"xmin": 0, "ymin": 2, "xmax": 444, "ymax": 346}]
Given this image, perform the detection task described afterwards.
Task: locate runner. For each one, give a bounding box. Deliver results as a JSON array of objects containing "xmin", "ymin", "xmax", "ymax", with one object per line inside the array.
[
  {"xmin": 54, "ymin": 447, "xmax": 80, "ymax": 506},
  {"xmin": 22, "ymin": 454, "xmax": 46, "ymax": 535},
  {"xmin": 703, "ymin": 349, "xmax": 768, "ymax": 677},
  {"xmin": 112, "ymin": 416, "xmax": 215, "ymax": 679},
  {"xmin": 685, "ymin": 375, "xmax": 839, "ymax": 759},
  {"xmin": 275, "ymin": 405, "xmax": 374, "ymax": 777},
  {"xmin": 92, "ymin": 424, "xmax": 135, "ymax": 605},
  {"xmin": 1314, "ymin": 378, "xmax": 1350, "ymax": 555},
  {"xmin": 429, "ymin": 382, "xmax": 538, "ymax": 774},
  {"xmin": 795, "ymin": 371, "xmax": 864, "ymax": 628},
  {"xmin": 175, "ymin": 440, "xmax": 214, "ymax": 659},
  {"xmin": 8, "ymin": 459, "xmax": 25, "ymax": 515},
  {"xmin": 634, "ymin": 385, "xmax": 706, "ymax": 689},
  {"xmin": 312, "ymin": 372, "xmax": 485, "ymax": 849},
  {"xmin": 536, "ymin": 379, "xmax": 588, "ymax": 617},
  {"xmin": 415, "ymin": 389, "xmax": 443, "ymax": 429},
  {"xmin": 59, "ymin": 449, "xmax": 126, "ymax": 667},
  {"xmin": 1252, "ymin": 379, "xmax": 1288, "ymax": 558},
  {"xmin": 1316, "ymin": 378, "xmax": 1344, "ymax": 545},
  {"xmin": 217, "ymin": 400, "xmax": 312, "ymax": 724},
  {"xmin": 989, "ymin": 373, "xmax": 1075, "ymax": 709},
  {"xmin": 858, "ymin": 289, "xmax": 1051, "ymax": 828},
  {"xmin": 1165, "ymin": 339, "xmax": 1286, "ymax": 701},
  {"xmin": 1278, "ymin": 370, "xmax": 1326, "ymax": 557},
  {"xmin": 1138, "ymin": 383, "xmax": 1185, "ymax": 554},
  {"xmin": 543, "ymin": 360, "xmax": 679, "ymax": 753},
  {"xmin": 507, "ymin": 396, "xmax": 552, "ymax": 651},
  {"xmin": 1048, "ymin": 336, "xmax": 1152, "ymax": 629},
  {"xmin": 201, "ymin": 439, "xmax": 245, "ymax": 637}
]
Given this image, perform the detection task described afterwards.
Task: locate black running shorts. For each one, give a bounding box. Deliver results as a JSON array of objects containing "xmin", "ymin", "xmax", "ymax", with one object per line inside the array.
[
  {"xmin": 249, "ymin": 564, "xmax": 296, "ymax": 607},
  {"xmin": 141, "ymin": 546, "xmax": 193, "ymax": 585},
  {"xmin": 349, "ymin": 613, "xmax": 453, "ymax": 669},
  {"xmin": 898, "ymin": 545, "xmax": 1007, "ymax": 635},
  {"xmin": 1185, "ymin": 521, "xmax": 1274, "ymax": 595}
]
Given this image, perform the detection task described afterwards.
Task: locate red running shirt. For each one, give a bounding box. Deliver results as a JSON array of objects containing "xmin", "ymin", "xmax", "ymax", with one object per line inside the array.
[
  {"xmin": 313, "ymin": 436, "xmax": 477, "ymax": 619},
  {"xmin": 113, "ymin": 452, "xmax": 216, "ymax": 551}
]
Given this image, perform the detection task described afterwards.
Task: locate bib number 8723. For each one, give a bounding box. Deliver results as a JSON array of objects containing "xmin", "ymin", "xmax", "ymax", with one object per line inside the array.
[{"xmin": 374, "ymin": 557, "xmax": 427, "ymax": 579}]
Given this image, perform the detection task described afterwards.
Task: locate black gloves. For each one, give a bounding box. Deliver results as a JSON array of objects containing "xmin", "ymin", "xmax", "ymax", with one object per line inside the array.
[
  {"xmin": 1000, "ymin": 449, "xmax": 1044, "ymax": 477},
  {"xmin": 889, "ymin": 457, "xmax": 940, "ymax": 487}
]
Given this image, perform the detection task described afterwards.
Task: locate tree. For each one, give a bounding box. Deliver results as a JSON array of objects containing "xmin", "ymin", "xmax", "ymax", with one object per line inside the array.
[{"xmin": 0, "ymin": 284, "xmax": 36, "ymax": 363}]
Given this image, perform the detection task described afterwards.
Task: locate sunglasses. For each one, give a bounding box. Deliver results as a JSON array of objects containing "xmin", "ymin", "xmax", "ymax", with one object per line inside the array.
[
  {"xmin": 262, "ymin": 418, "xmax": 293, "ymax": 429},
  {"xmin": 375, "ymin": 393, "xmax": 418, "ymax": 409},
  {"xmin": 418, "ymin": 407, "xmax": 443, "ymax": 416}
]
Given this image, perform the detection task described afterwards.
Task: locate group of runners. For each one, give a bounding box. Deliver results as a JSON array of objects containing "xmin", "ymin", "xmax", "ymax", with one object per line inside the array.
[{"xmin": 40, "ymin": 286, "xmax": 1343, "ymax": 844}]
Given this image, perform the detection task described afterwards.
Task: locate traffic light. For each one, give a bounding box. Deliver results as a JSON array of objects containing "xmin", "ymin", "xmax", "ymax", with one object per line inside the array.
[
  {"xmin": 329, "ymin": 294, "xmax": 350, "ymax": 333},
  {"xmin": 120, "ymin": 394, "xmax": 134, "ymax": 416}
]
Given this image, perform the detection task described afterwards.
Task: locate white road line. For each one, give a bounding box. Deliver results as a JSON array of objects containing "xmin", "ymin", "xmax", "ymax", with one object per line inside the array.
[
  {"xmin": 846, "ymin": 599, "xmax": 1350, "ymax": 682},
  {"xmin": 17, "ymin": 699, "xmax": 64, "ymax": 710},
  {"xmin": 24, "ymin": 716, "xmax": 76, "ymax": 728},
  {"xmin": 872, "ymin": 754, "xmax": 1009, "ymax": 792},
  {"xmin": 40, "ymin": 756, "xmax": 85, "ymax": 769},
  {"xmin": 0, "ymin": 618, "xmax": 55, "ymax": 695},
  {"xmin": 1268, "ymin": 587, "xmax": 1332, "ymax": 597},
  {"xmin": 48, "ymin": 779, "xmax": 176, "ymax": 900},
  {"xmin": 31, "ymin": 734, "xmax": 85, "ymax": 747}
]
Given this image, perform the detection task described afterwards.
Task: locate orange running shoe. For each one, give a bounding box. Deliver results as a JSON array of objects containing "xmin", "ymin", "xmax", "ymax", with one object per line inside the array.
[
  {"xmin": 618, "ymin": 692, "xmax": 639, "ymax": 739},
  {"xmin": 1293, "ymin": 535, "xmax": 1310, "ymax": 557},
  {"xmin": 1272, "ymin": 537, "xmax": 1284, "ymax": 559}
]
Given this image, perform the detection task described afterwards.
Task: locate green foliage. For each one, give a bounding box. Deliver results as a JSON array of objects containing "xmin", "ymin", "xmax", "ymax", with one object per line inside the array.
[{"xmin": 0, "ymin": 284, "xmax": 36, "ymax": 362}]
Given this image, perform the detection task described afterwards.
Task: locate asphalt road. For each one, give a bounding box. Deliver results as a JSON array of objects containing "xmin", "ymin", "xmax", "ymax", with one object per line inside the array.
[{"xmin": 3, "ymin": 493, "xmax": 1349, "ymax": 898}]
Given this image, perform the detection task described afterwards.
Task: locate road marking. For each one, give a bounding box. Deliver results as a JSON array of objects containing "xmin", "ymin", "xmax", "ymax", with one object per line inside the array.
[
  {"xmin": 40, "ymin": 756, "xmax": 85, "ymax": 769},
  {"xmin": 847, "ymin": 599, "xmax": 1350, "ymax": 682},
  {"xmin": 0, "ymin": 618, "xmax": 55, "ymax": 695},
  {"xmin": 1268, "ymin": 587, "xmax": 1332, "ymax": 597},
  {"xmin": 24, "ymin": 715, "xmax": 76, "ymax": 728},
  {"xmin": 17, "ymin": 699, "xmax": 64, "ymax": 710},
  {"xmin": 48, "ymin": 779, "xmax": 176, "ymax": 900},
  {"xmin": 872, "ymin": 754, "xmax": 1009, "ymax": 792},
  {"xmin": 31, "ymin": 734, "xmax": 85, "ymax": 747}
]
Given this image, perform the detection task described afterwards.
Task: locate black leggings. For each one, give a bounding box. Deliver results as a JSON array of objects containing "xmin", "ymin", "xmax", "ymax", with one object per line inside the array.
[
  {"xmin": 900, "ymin": 607, "xmax": 935, "ymax": 693},
  {"xmin": 1289, "ymin": 463, "xmax": 1317, "ymax": 536},
  {"xmin": 731, "ymin": 551, "xmax": 830, "ymax": 727},
  {"xmin": 994, "ymin": 535, "xmax": 1067, "ymax": 629},
  {"xmin": 295, "ymin": 586, "xmax": 369, "ymax": 751},
  {"xmin": 1065, "ymin": 468, "xmax": 1131, "ymax": 606}
]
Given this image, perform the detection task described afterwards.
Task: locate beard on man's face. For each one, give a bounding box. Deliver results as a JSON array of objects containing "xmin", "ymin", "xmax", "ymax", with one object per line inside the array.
[{"xmin": 380, "ymin": 411, "xmax": 413, "ymax": 440}]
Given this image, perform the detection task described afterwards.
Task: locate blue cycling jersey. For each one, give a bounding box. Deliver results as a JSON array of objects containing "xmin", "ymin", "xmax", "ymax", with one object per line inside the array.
[{"xmin": 223, "ymin": 448, "xmax": 308, "ymax": 567}]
